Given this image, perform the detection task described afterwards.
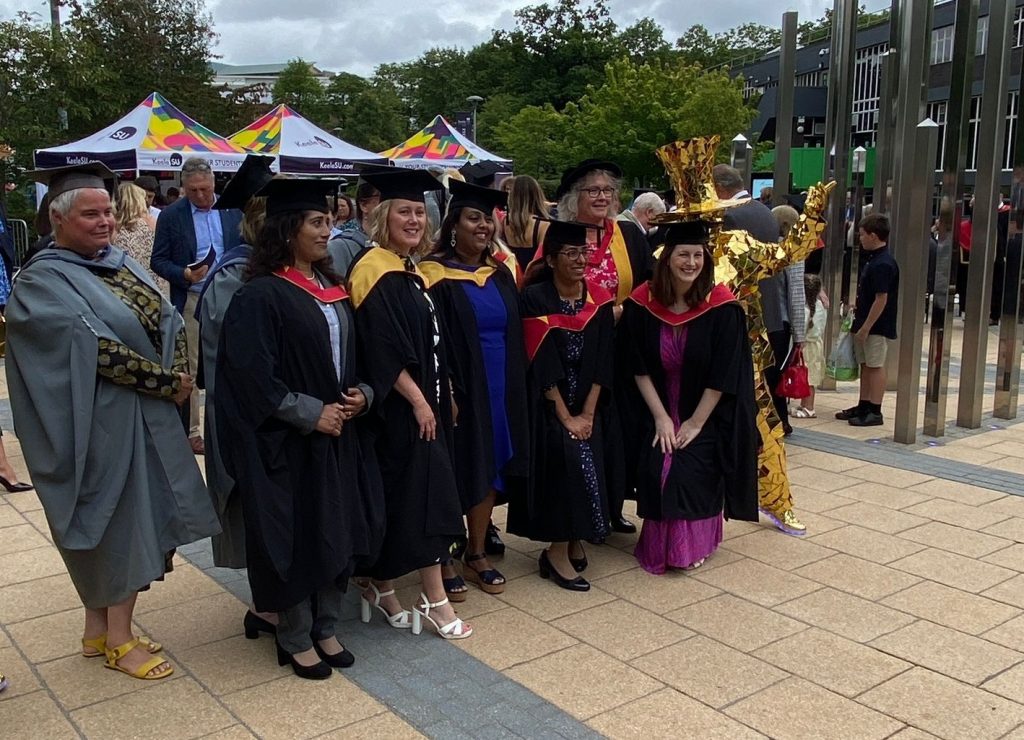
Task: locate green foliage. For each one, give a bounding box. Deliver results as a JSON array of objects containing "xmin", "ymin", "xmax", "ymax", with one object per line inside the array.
[
  {"xmin": 271, "ymin": 59, "xmax": 329, "ymax": 123},
  {"xmin": 323, "ymin": 73, "xmax": 410, "ymax": 152}
]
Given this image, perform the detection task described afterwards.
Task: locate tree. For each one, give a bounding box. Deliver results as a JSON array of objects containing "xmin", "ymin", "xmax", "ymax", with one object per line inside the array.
[
  {"xmin": 324, "ymin": 72, "xmax": 410, "ymax": 152},
  {"xmin": 271, "ymin": 59, "xmax": 330, "ymax": 123},
  {"xmin": 493, "ymin": 104, "xmax": 577, "ymax": 181}
]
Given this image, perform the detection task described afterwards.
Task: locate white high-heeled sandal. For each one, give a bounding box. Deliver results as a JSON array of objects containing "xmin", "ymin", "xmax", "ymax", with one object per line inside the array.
[
  {"xmin": 411, "ymin": 592, "xmax": 473, "ymax": 640},
  {"xmin": 360, "ymin": 583, "xmax": 412, "ymax": 629}
]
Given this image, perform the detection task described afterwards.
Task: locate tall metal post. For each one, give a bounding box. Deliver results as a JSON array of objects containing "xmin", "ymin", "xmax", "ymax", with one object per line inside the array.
[
  {"xmin": 923, "ymin": 0, "xmax": 979, "ymax": 438},
  {"xmin": 994, "ymin": 36, "xmax": 1024, "ymax": 417},
  {"xmin": 849, "ymin": 146, "xmax": 868, "ymax": 303},
  {"xmin": 889, "ymin": 0, "xmax": 935, "ymax": 444},
  {"xmin": 819, "ymin": 0, "xmax": 859, "ymax": 392},
  {"xmin": 773, "ymin": 11, "xmax": 798, "ymax": 206},
  {"xmin": 958, "ymin": 0, "xmax": 1013, "ymax": 428},
  {"xmin": 872, "ymin": 2, "xmax": 901, "ymax": 214},
  {"xmin": 731, "ymin": 134, "xmax": 752, "ymax": 188}
]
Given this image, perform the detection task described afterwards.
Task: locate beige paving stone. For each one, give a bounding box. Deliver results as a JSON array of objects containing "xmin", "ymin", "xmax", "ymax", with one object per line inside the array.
[
  {"xmin": 984, "ymin": 543, "xmax": 1024, "ymax": 571},
  {"xmin": 498, "ymin": 529, "xmax": 546, "ymax": 555},
  {"xmin": 987, "ymin": 440, "xmax": 1024, "ymax": 458},
  {"xmin": 507, "ymin": 643, "xmax": 662, "ymax": 720},
  {"xmin": 0, "ymin": 689, "xmax": 79, "ymax": 738},
  {"xmin": 588, "ymin": 687, "xmax": 766, "ymax": 739},
  {"xmin": 869, "ymin": 620, "xmax": 1024, "ymax": 685},
  {"xmin": 15, "ymin": 509, "xmax": 51, "ymax": 542},
  {"xmin": 0, "ymin": 543, "xmax": 66, "ymax": 587},
  {"xmin": 721, "ymin": 519, "xmax": 764, "ymax": 540},
  {"xmin": 982, "ymin": 573, "xmax": 1024, "ymax": 608},
  {"xmin": 551, "ymin": 598, "xmax": 692, "ymax": 661},
  {"xmin": 788, "ymin": 487, "xmax": 858, "ymax": 513},
  {"xmin": 134, "ymin": 591, "xmax": 245, "ymax": 651},
  {"xmin": 444, "ymin": 588, "xmax": 510, "ymax": 621},
  {"xmin": 793, "ymin": 553, "xmax": 922, "ymax": 601},
  {"xmin": 452, "ymin": 606, "xmax": 577, "ymax": 669},
  {"xmin": 2, "ymin": 489, "xmax": 42, "ymax": 512},
  {"xmin": 982, "ymin": 662, "xmax": 1024, "ymax": 704},
  {"xmin": 691, "ymin": 558, "xmax": 823, "ymax": 607},
  {"xmin": 571, "ymin": 542, "xmax": 642, "ymax": 580},
  {"xmin": 889, "ymin": 547, "xmax": 1017, "ymax": 594},
  {"xmin": 835, "ymin": 481, "xmax": 933, "ymax": 510},
  {"xmin": 906, "ymin": 478, "xmax": 1006, "ymax": 506},
  {"xmin": 668, "ymin": 593, "xmax": 806, "ymax": 652},
  {"xmin": 494, "ymin": 573, "xmax": 616, "ymax": 621},
  {"xmin": 222, "ymin": 675, "xmax": 384, "ymax": 739},
  {"xmin": 0, "ymin": 572, "xmax": 82, "ymax": 624},
  {"xmin": 720, "ymin": 530, "xmax": 834, "ymax": 570},
  {"xmin": 787, "ymin": 450, "xmax": 866, "ymax": 472},
  {"xmin": 689, "ymin": 546, "xmax": 746, "ymax": 571},
  {"xmin": 486, "ymin": 547, "xmax": 548, "ymax": 583},
  {"xmin": 776, "ymin": 587, "xmax": 915, "ymax": 643},
  {"xmin": 134, "ymin": 562, "xmax": 228, "ymax": 614},
  {"xmin": 0, "ymin": 629, "xmax": 9, "ymax": 647},
  {"xmin": 0, "ymin": 523, "xmax": 48, "ymax": 556},
  {"xmin": 887, "ymin": 729, "xmax": 942, "ymax": 740},
  {"xmin": 0, "ymin": 645, "xmax": 41, "ymax": 701},
  {"xmin": 38, "ymin": 650, "xmax": 180, "ymax": 710},
  {"xmin": 787, "ymin": 467, "xmax": 863, "ymax": 493},
  {"xmin": 810, "ymin": 524, "xmax": 928, "ymax": 564},
  {"xmin": 920, "ymin": 445, "xmax": 1006, "ymax": 465},
  {"xmin": 882, "ymin": 580, "xmax": 1020, "ymax": 635},
  {"xmin": 903, "ymin": 498, "xmax": 1010, "ymax": 529},
  {"xmin": 789, "ymin": 510, "xmax": 846, "ymax": 534},
  {"xmin": 176, "ymin": 633, "xmax": 286, "ymax": 696},
  {"xmin": 0, "ymin": 503, "xmax": 24, "ymax": 528},
  {"xmin": 983, "ymin": 613, "xmax": 1024, "ymax": 650},
  {"xmin": 842, "ymin": 464, "xmax": 934, "ymax": 488},
  {"xmin": 197, "ymin": 726, "xmax": 258, "ymax": 740},
  {"xmin": 73, "ymin": 677, "xmax": 235, "ymax": 739},
  {"xmin": 753, "ymin": 627, "xmax": 910, "ymax": 698},
  {"xmin": 319, "ymin": 712, "xmax": 425, "ymax": 739},
  {"xmin": 724, "ymin": 677, "xmax": 903, "ymax": 740},
  {"xmin": 7, "ymin": 608, "xmax": 83, "ymax": 663},
  {"xmin": 983, "ymin": 517, "xmax": 1024, "ymax": 543},
  {"xmin": 988, "ymin": 456, "xmax": 1024, "ymax": 475},
  {"xmin": 827, "ymin": 501, "xmax": 930, "ymax": 534},
  {"xmin": 630, "ymin": 635, "xmax": 787, "ymax": 708},
  {"xmin": 593, "ymin": 567, "xmax": 721, "ymax": 614},
  {"xmin": 981, "ymin": 495, "xmax": 1024, "ymax": 518},
  {"xmin": 859, "ymin": 667, "xmax": 1024, "ymax": 740},
  {"xmin": 898, "ymin": 521, "xmax": 1013, "ymax": 559}
]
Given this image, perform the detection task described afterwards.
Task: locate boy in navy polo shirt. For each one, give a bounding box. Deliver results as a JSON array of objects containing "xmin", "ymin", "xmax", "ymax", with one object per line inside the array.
[{"xmin": 835, "ymin": 213, "xmax": 899, "ymax": 426}]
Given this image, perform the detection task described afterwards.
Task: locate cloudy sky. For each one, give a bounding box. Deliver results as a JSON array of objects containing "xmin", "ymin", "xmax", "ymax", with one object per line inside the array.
[{"xmin": 9, "ymin": 0, "xmax": 890, "ymax": 78}]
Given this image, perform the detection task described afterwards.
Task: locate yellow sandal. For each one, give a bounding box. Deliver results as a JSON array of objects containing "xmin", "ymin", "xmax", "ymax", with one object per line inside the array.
[
  {"xmin": 83, "ymin": 634, "xmax": 162, "ymax": 657},
  {"xmin": 104, "ymin": 638, "xmax": 173, "ymax": 680}
]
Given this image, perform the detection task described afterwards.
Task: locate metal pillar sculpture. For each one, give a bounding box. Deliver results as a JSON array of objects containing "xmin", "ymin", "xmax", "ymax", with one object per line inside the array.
[
  {"xmin": 923, "ymin": 0, "xmax": 978, "ymax": 438},
  {"xmin": 958, "ymin": 0, "xmax": 1013, "ymax": 428},
  {"xmin": 731, "ymin": 134, "xmax": 753, "ymax": 190},
  {"xmin": 819, "ymin": 0, "xmax": 858, "ymax": 391},
  {"xmin": 872, "ymin": 1, "xmax": 901, "ymax": 215},
  {"xmin": 773, "ymin": 11, "xmax": 798, "ymax": 207}
]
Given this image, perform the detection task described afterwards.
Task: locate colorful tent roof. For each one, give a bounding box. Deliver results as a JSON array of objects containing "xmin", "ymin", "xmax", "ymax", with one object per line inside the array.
[
  {"xmin": 229, "ymin": 105, "xmax": 388, "ymax": 174},
  {"xmin": 380, "ymin": 115, "xmax": 512, "ymax": 169},
  {"xmin": 34, "ymin": 92, "xmax": 249, "ymax": 171}
]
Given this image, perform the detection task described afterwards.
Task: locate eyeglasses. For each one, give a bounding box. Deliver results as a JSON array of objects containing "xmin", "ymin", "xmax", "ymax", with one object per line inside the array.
[
  {"xmin": 580, "ymin": 186, "xmax": 616, "ymax": 198},
  {"xmin": 559, "ymin": 247, "xmax": 596, "ymax": 261}
]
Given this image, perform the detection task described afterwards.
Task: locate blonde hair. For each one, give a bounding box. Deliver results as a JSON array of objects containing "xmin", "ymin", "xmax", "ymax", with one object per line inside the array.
[
  {"xmin": 240, "ymin": 196, "xmax": 267, "ymax": 245},
  {"xmin": 368, "ymin": 199, "xmax": 434, "ymax": 257},
  {"xmin": 115, "ymin": 183, "xmax": 148, "ymax": 230},
  {"xmin": 506, "ymin": 175, "xmax": 550, "ymax": 248}
]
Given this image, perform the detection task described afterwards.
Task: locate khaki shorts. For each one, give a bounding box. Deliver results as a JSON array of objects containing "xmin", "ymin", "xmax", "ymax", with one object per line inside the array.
[{"xmin": 854, "ymin": 334, "xmax": 888, "ymax": 368}]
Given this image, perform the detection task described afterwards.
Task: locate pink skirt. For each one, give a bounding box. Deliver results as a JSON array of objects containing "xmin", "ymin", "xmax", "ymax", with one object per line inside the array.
[{"xmin": 634, "ymin": 514, "xmax": 723, "ymax": 575}]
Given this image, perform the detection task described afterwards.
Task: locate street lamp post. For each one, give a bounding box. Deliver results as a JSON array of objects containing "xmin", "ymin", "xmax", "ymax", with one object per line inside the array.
[
  {"xmin": 466, "ymin": 95, "xmax": 484, "ymax": 143},
  {"xmin": 848, "ymin": 146, "xmax": 868, "ymax": 304}
]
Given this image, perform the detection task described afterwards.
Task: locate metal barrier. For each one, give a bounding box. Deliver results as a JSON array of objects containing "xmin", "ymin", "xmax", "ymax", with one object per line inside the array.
[{"xmin": 8, "ymin": 219, "xmax": 28, "ymax": 267}]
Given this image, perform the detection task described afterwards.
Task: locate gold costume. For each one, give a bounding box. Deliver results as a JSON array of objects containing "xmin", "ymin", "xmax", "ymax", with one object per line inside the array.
[{"xmin": 654, "ymin": 136, "xmax": 835, "ymax": 533}]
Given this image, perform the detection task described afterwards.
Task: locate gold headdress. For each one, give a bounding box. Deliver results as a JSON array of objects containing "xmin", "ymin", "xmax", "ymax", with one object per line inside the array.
[{"xmin": 653, "ymin": 136, "xmax": 745, "ymax": 223}]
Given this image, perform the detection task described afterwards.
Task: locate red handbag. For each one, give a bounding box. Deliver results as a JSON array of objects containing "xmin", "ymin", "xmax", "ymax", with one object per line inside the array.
[{"xmin": 775, "ymin": 345, "xmax": 811, "ymax": 399}]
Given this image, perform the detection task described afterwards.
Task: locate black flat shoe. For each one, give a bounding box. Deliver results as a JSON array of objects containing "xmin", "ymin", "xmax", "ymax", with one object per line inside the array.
[
  {"xmin": 538, "ymin": 550, "xmax": 590, "ymax": 592},
  {"xmin": 834, "ymin": 405, "xmax": 863, "ymax": 420},
  {"xmin": 610, "ymin": 516, "xmax": 636, "ymax": 534},
  {"xmin": 314, "ymin": 641, "xmax": 355, "ymax": 669},
  {"xmin": 0, "ymin": 475, "xmax": 33, "ymax": 493},
  {"xmin": 484, "ymin": 522, "xmax": 506, "ymax": 556},
  {"xmin": 276, "ymin": 642, "xmax": 332, "ymax": 680},
  {"xmin": 243, "ymin": 611, "xmax": 277, "ymax": 639},
  {"xmin": 569, "ymin": 542, "xmax": 588, "ymax": 573}
]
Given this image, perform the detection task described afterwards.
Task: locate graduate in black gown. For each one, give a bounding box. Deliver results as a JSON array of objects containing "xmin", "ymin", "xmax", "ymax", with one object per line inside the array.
[
  {"xmin": 216, "ymin": 179, "xmax": 385, "ymax": 679},
  {"xmin": 623, "ymin": 221, "xmax": 759, "ymax": 574},
  {"xmin": 419, "ymin": 180, "xmax": 529, "ymax": 601},
  {"xmin": 348, "ymin": 169, "xmax": 472, "ymax": 640},
  {"xmin": 509, "ymin": 220, "xmax": 616, "ymax": 592}
]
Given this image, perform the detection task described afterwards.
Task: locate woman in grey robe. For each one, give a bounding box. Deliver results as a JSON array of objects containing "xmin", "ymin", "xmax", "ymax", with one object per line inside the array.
[{"xmin": 6, "ymin": 164, "xmax": 219, "ymax": 681}]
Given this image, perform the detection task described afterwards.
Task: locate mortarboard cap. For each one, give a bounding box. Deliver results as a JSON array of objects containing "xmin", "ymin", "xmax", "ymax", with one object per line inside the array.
[
  {"xmin": 664, "ymin": 220, "xmax": 712, "ymax": 248},
  {"xmin": 541, "ymin": 218, "xmax": 603, "ymax": 249},
  {"xmin": 358, "ymin": 168, "xmax": 443, "ymax": 204},
  {"xmin": 555, "ymin": 159, "xmax": 622, "ymax": 200},
  {"xmin": 26, "ymin": 162, "xmax": 118, "ymax": 199},
  {"xmin": 448, "ymin": 179, "xmax": 507, "ymax": 214},
  {"xmin": 256, "ymin": 178, "xmax": 341, "ymax": 216},
  {"xmin": 215, "ymin": 154, "xmax": 276, "ymax": 211},
  {"xmin": 459, "ymin": 160, "xmax": 503, "ymax": 187}
]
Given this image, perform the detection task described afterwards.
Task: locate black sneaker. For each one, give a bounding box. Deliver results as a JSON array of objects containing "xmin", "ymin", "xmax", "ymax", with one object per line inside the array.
[
  {"xmin": 835, "ymin": 405, "xmax": 863, "ymax": 420},
  {"xmin": 848, "ymin": 411, "xmax": 883, "ymax": 427}
]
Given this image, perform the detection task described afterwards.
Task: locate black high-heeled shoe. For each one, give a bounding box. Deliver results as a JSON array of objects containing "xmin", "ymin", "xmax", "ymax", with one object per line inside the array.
[
  {"xmin": 538, "ymin": 550, "xmax": 590, "ymax": 592},
  {"xmin": 276, "ymin": 642, "xmax": 332, "ymax": 680},
  {"xmin": 568, "ymin": 542, "xmax": 588, "ymax": 573},
  {"xmin": 243, "ymin": 611, "xmax": 277, "ymax": 639},
  {"xmin": 314, "ymin": 640, "xmax": 355, "ymax": 669},
  {"xmin": 0, "ymin": 475, "xmax": 33, "ymax": 493}
]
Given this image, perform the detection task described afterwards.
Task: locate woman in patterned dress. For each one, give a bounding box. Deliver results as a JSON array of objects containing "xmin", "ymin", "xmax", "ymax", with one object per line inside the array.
[{"xmin": 113, "ymin": 183, "xmax": 167, "ymax": 295}]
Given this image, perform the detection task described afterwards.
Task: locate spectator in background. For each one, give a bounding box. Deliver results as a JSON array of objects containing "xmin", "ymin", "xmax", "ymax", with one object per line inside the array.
[
  {"xmin": 135, "ymin": 176, "xmax": 163, "ymax": 219},
  {"xmin": 759, "ymin": 186, "xmax": 774, "ymax": 206},
  {"xmin": 113, "ymin": 183, "xmax": 166, "ymax": 295},
  {"xmin": 617, "ymin": 191, "xmax": 666, "ymax": 244},
  {"xmin": 165, "ymin": 187, "xmax": 180, "ymax": 206}
]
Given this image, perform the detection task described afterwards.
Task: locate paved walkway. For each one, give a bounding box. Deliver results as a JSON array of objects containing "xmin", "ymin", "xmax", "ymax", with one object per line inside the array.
[{"xmin": 3, "ymin": 323, "xmax": 1024, "ymax": 739}]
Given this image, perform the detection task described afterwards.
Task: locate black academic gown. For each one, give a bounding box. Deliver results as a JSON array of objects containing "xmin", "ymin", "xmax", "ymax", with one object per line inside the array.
[
  {"xmin": 349, "ymin": 248, "xmax": 464, "ymax": 580},
  {"xmin": 623, "ymin": 287, "xmax": 760, "ymax": 523},
  {"xmin": 508, "ymin": 280, "xmax": 615, "ymax": 542},
  {"xmin": 420, "ymin": 256, "xmax": 530, "ymax": 511},
  {"xmin": 215, "ymin": 273, "xmax": 385, "ymax": 613}
]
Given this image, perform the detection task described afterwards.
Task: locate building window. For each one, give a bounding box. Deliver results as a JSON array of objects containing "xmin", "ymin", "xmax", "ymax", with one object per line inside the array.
[
  {"xmin": 1015, "ymin": 7, "xmax": 1024, "ymax": 48},
  {"xmin": 932, "ymin": 25, "xmax": 954, "ymax": 64},
  {"xmin": 976, "ymin": 15, "xmax": 989, "ymax": 55},
  {"xmin": 928, "ymin": 101, "xmax": 948, "ymax": 170},
  {"xmin": 852, "ymin": 43, "xmax": 887, "ymax": 143},
  {"xmin": 967, "ymin": 96, "xmax": 982, "ymax": 170},
  {"xmin": 1005, "ymin": 91, "xmax": 1019, "ymax": 170}
]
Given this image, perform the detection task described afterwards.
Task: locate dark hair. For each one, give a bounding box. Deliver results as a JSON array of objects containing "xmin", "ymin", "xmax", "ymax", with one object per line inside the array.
[
  {"xmin": 523, "ymin": 229, "xmax": 582, "ymax": 286},
  {"xmin": 430, "ymin": 206, "xmax": 493, "ymax": 264},
  {"xmin": 335, "ymin": 193, "xmax": 355, "ymax": 221},
  {"xmin": 804, "ymin": 272, "xmax": 822, "ymax": 319},
  {"xmin": 166, "ymin": 187, "xmax": 180, "ymax": 197},
  {"xmin": 651, "ymin": 242, "xmax": 714, "ymax": 309},
  {"xmin": 355, "ymin": 182, "xmax": 380, "ymax": 221},
  {"xmin": 34, "ymin": 193, "xmax": 52, "ymax": 237},
  {"xmin": 246, "ymin": 210, "xmax": 341, "ymax": 283},
  {"xmin": 859, "ymin": 212, "xmax": 890, "ymax": 242}
]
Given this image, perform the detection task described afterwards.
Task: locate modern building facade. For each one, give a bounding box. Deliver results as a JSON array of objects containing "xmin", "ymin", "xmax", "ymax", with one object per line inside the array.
[{"xmin": 211, "ymin": 62, "xmax": 334, "ymax": 103}]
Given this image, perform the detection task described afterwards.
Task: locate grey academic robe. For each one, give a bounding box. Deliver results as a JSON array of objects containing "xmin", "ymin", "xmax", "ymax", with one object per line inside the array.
[
  {"xmin": 198, "ymin": 253, "xmax": 249, "ymax": 568},
  {"xmin": 5, "ymin": 246, "xmax": 220, "ymax": 608}
]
